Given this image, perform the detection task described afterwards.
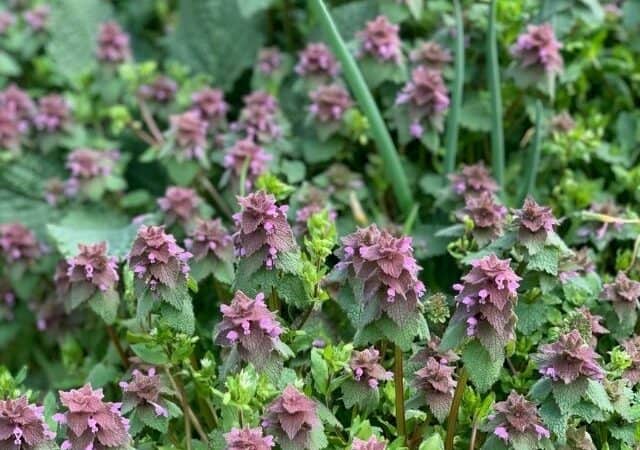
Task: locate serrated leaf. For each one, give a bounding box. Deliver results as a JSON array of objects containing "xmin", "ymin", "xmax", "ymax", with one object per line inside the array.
[
  {"xmin": 526, "ymin": 246, "xmax": 559, "ymax": 275},
  {"xmin": 88, "ymin": 289, "xmax": 119, "ymax": 324},
  {"xmin": 130, "ymin": 343, "xmax": 169, "ymax": 365},
  {"xmin": 341, "ymin": 379, "xmax": 379, "ymax": 410},
  {"xmin": 355, "ymin": 314, "xmax": 429, "ymax": 351},
  {"xmin": 137, "ymin": 405, "xmax": 169, "ymax": 432},
  {"xmin": 515, "ymin": 301, "xmax": 548, "ymax": 335},
  {"xmin": 87, "ymin": 363, "xmax": 119, "ymax": 388},
  {"xmin": 539, "ymin": 399, "xmax": 567, "ymax": 443},
  {"xmin": 462, "ymin": 341, "xmax": 503, "ymax": 393},
  {"xmin": 584, "ymin": 379, "xmax": 613, "ymax": 412},
  {"xmin": 311, "ymin": 349, "xmax": 329, "ymax": 394},
  {"xmin": 552, "ymin": 378, "xmax": 588, "ymax": 415},
  {"xmin": 159, "ymin": 302, "xmax": 195, "ymax": 335},
  {"xmin": 529, "ymin": 378, "xmax": 552, "ymax": 402},
  {"xmin": 439, "ymin": 320, "xmax": 466, "ymax": 351},
  {"xmin": 460, "ymin": 92, "xmax": 492, "ymax": 132}
]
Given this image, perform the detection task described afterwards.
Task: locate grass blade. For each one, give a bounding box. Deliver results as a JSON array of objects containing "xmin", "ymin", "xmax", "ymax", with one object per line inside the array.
[
  {"xmin": 309, "ymin": 0, "xmax": 414, "ymax": 216},
  {"xmin": 487, "ymin": 0, "xmax": 504, "ymax": 190},
  {"xmin": 517, "ymin": 100, "xmax": 543, "ymax": 205},
  {"xmin": 444, "ymin": 0, "xmax": 465, "ymax": 174}
]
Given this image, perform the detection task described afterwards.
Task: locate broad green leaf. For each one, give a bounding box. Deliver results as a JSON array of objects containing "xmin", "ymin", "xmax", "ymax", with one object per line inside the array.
[
  {"xmin": 88, "ymin": 289, "xmax": 120, "ymax": 324},
  {"xmin": 552, "ymin": 377, "xmax": 588, "ymax": 415},
  {"xmin": 462, "ymin": 341, "xmax": 503, "ymax": 393},
  {"xmin": 584, "ymin": 379, "xmax": 613, "ymax": 412},
  {"xmin": 236, "ymin": 0, "xmax": 276, "ymax": 17},
  {"xmin": 130, "ymin": 343, "xmax": 169, "ymax": 365},
  {"xmin": 310, "ymin": 349, "xmax": 329, "ymax": 394}
]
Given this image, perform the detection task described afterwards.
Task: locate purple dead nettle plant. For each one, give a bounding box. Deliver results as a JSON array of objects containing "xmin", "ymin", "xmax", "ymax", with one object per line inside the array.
[
  {"xmin": 233, "ymin": 91, "xmax": 282, "ymax": 142},
  {"xmin": 412, "ymin": 356, "xmax": 456, "ymax": 422},
  {"xmin": 97, "ymin": 21, "xmax": 131, "ymax": 64},
  {"xmin": 558, "ymin": 247, "xmax": 595, "ymax": 283},
  {"xmin": 449, "ymin": 162, "xmax": 499, "ymax": 198},
  {"xmin": 294, "ymin": 203, "xmax": 336, "ymax": 237},
  {"xmin": 223, "ymin": 138, "xmax": 271, "ymax": 190},
  {"xmin": 119, "ymin": 367, "xmax": 169, "ymax": 418},
  {"xmin": 55, "ymin": 384, "xmax": 131, "ymax": 450},
  {"xmin": 550, "ymin": 111, "xmax": 576, "ymax": 134},
  {"xmin": 460, "ymin": 192, "xmax": 507, "ymax": 245},
  {"xmin": 33, "ymin": 94, "xmax": 70, "ymax": 133},
  {"xmin": 330, "ymin": 224, "xmax": 426, "ymax": 326},
  {"xmin": 0, "ymin": 396, "xmax": 55, "ymax": 449},
  {"xmin": 483, "ymin": 391, "xmax": 549, "ymax": 444},
  {"xmin": 562, "ymin": 307, "xmax": 608, "ymax": 348},
  {"xmin": 258, "ymin": 47, "xmax": 283, "ymax": 75},
  {"xmin": 513, "ymin": 196, "xmax": 558, "ymax": 245},
  {"xmin": 534, "ymin": 329, "xmax": 604, "ymax": 384},
  {"xmin": 411, "ymin": 337, "xmax": 459, "ymax": 367},
  {"xmin": 190, "ymin": 87, "xmax": 228, "ymax": 130},
  {"xmin": 510, "ymin": 23, "xmax": 563, "ymax": 85},
  {"xmin": 0, "ymin": 11, "xmax": 15, "ymax": 35},
  {"xmin": 0, "ymin": 222, "xmax": 41, "ymax": 264},
  {"xmin": 409, "ymin": 41, "xmax": 452, "ymax": 69},
  {"xmin": 233, "ymin": 191, "xmax": 297, "ymax": 270},
  {"xmin": 138, "ymin": 76, "xmax": 177, "ymax": 104},
  {"xmin": 225, "ymin": 427, "xmax": 275, "ymax": 450},
  {"xmin": 128, "ymin": 225, "xmax": 191, "ymax": 293},
  {"xmin": 295, "ymin": 42, "xmax": 340, "ymax": 80},
  {"xmin": 168, "ymin": 110, "xmax": 209, "ymax": 162},
  {"xmin": 621, "ymin": 336, "xmax": 640, "ymax": 385},
  {"xmin": 396, "ymin": 66, "xmax": 450, "ymax": 137},
  {"xmin": 214, "ymin": 290, "xmax": 284, "ymax": 368},
  {"xmin": 450, "ymin": 254, "xmax": 521, "ymax": 352},
  {"xmin": 64, "ymin": 241, "xmax": 119, "ymax": 307},
  {"xmin": 0, "ymin": 84, "xmax": 35, "ymax": 131},
  {"xmin": 348, "ymin": 347, "xmax": 393, "ymax": 389},
  {"xmin": 157, "ymin": 186, "xmax": 201, "ymax": 227},
  {"xmin": 23, "ymin": 4, "xmax": 50, "ymax": 32},
  {"xmin": 601, "ymin": 271, "xmax": 640, "ymax": 322},
  {"xmin": 65, "ymin": 148, "xmax": 119, "ymax": 196},
  {"xmin": 262, "ymin": 385, "xmax": 323, "ymax": 450},
  {"xmin": 0, "ymin": 104, "xmax": 22, "ymax": 151},
  {"xmin": 351, "ymin": 436, "xmax": 387, "ymax": 450},
  {"xmin": 308, "ymin": 84, "xmax": 353, "ymax": 124},
  {"xmin": 579, "ymin": 200, "xmax": 624, "ymax": 239},
  {"xmin": 185, "ymin": 218, "xmax": 233, "ymax": 263},
  {"xmin": 357, "ymin": 16, "xmax": 402, "ymax": 63}
]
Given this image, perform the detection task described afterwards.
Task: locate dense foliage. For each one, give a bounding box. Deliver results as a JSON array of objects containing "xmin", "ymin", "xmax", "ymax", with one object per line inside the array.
[{"xmin": 0, "ymin": 0, "xmax": 639, "ymax": 449}]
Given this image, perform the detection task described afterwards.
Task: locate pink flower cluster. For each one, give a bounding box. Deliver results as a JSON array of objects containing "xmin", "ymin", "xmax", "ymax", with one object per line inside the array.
[
  {"xmin": 461, "ymin": 192, "xmax": 507, "ymax": 244},
  {"xmin": 34, "ymin": 94, "xmax": 70, "ymax": 133},
  {"xmin": 601, "ymin": 271, "xmax": 640, "ymax": 321},
  {"xmin": 139, "ymin": 76, "xmax": 177, "ymax": 104},
  {"xmin": 0, "ymin": 222, "xmax": 41, "ymax": 264},
  {"xmin": 449, "ymin": 162, "xmax": 499, "ymax": 198},
  {"xmin": 349, "ymin": 347, "xmax": 393, "ymax": 389},
  {"xmin": 511, "ymin": 23, "xmax": 563, "ymax": 75},
  {"xmin": 357, "ymin": 16, "xmax": 402, "ymax": 63},
  {"xmin": 223, "ymin": 138, "xmax": 271, "ymax": 190},
  {"xmin": 233, "ymin": 91, "xmax": 282, "ymax": 142},
  {"xmin": 513, "ymin": 197, "xmax": 558, "ymax": 243},
  {"xmin": 23, "ymin": 5, "xmax": 50, "ymax": 32},
  {"xmin": 67, "ymin": 242, "xmax": 119, "ymax": 293},
  {"xmin": 97, "ymin": 21, "xmax": 131, "ymax": 64},
  {"xmin": 413, "ymin": 356, "xmax": 456, "ymax": 421},
  {"xmin": 352, "ymin": 436, "xmax": 387, "ymax": 450},
  {"xmin": 396, "ymin": 66, "xmax": 449, "ymax": 136},
  {"xmin": 486, "ymin": 391, "xmax": 549, "ymax": 443},
  {"xmin": 0, "ymin": 84, "xmax": 35, "ymax": 131},
  {"xmin": 0, "ymin": 396, "xmax": 55, "ymax": 449},
  {"xmin": 157, "ymin": 186, "xmax": 200, "ymax": 226},
  {"xmin": 535, "ymin": 330, "xmax": 604, "ymax": 384},
  {"xmin": 190, "ymin": 87, "xmax": 228, "ymax": 129},
  {"xmin": 295, "ymin": 43, "xmax": 340, "ymax": 78},
  {"xmin": 309, "ymin": 84, "xmax": 353, "ymax": 123},
  {"xmin": 622, "ymin": 336, "xmax": 640, "ymax": 385},
  {"xmin": 225, "ymin": 427, "xmax": 275, "ymax": 450},
  {"xmin": 257, "ymin": 47, "xmax": 283, "ymax": 75},
  {"xmin": 120, "ymin": 368, "xmax": 168, "ymax": 417},
  {"xmin": 0, "ymin": 12, "xmax": 14, "ymax": 35},
  {"xmin": 185, "ymin": 218, "xmax": 232, "ymax": 262},
  {"xmin": 262, "ymin": 385, "xmax": 320, "ymax": 449},
  {"xmin": 65, "ymin": 148, "xmax": 119, "ymax": 196},
  {"xmin": 169, "ymin": 110, "xmax": 209, "ymax": 161},
  {"xmin": 410, "ymin": 41, "xmax": 452, "ymax": 69}
]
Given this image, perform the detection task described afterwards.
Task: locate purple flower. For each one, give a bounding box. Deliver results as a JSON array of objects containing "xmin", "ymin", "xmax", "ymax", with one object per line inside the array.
[
  {"xmin": 295, "ymin": 43, "xmax": 340, "ymax": 78},
  {"xmin": 34, "ymin": 94, "xmax": 70, "ymax": 133},
  {"xmin": 67, "ymin": 242, "xmax": 119, "ymax": 294},
  {"xmin": 601, "ymin": 271, "xmax": 640, "ymax": 321},
  {"xmin": 563, "ymin": 307, "xmax": 608, "ymax": 348},
  {"xmin": 409, "ymin": 41, "xmax": 452, "ymax": 69},
  {"xmin": 128, "ymin": 225, "xmax": 191, "ymax": 292},
  {"xmin": 262, "ymin": 385, "xmax": 320, "ymax": 449},
  {"xmin": 190, "ymin": 88, "xmax": 228, "ymax": 128},
  {"xmin": 413, "ymin": 356, "xmax": 456, "ymax": 421},
  {"xmin": 215, "ymin": 290, "xmax": 283, "ymax": 368},
  {"xmin": 65, "ymin": 148, "xmax": 119, "ymax": 196},
  {"xmin": 396, "ymin": 66, "xmax": 449, "ymax": 134},
  {"xmin": 621, "ymin": 336, "xmax": 640, "ymax": 385},
  {"xmin": 535, "ymin": 330, "xmax": 604, "ymax": 384},
  {"xmin": 258, "ymin": 47, "xmax": 283, "ymax": 75},
  {"xmin": 0, "ymin": 11, "xmax": 15, "ymax": 35},
  {"xmin": 460, "ymin": 192, "xmax": 507, "ymax": 244},
  {"xmin": 451, "ymin": 254, "xmax": 521, "ymax": 351},
  {"xmin": 511, "ymin": 23, "xmax": 563, "ymax": 75},
  {"xmin": 349, "ymin": 347, "xmax": 393, "ymax": 389},
  {"xmin": 0, "ymin": 223, "xmax": 41, "ymax": 263},
  {"xmin": 410, "ymin": 337, "xmax": 459, "ymax": 367},
  {"xmin": 56, "ymin": 384, "xmax": 130, "ymax": 450},
  {"xmin": 185, "ymin": 218, "xmax": 232, "ymax": 262},
  {"xmin": 233, "ymin": 192, "xmax": 296, "ymax": 270},
  {"xmin": 581, "ymin": 200, "xmax": 624, "ymax": 239},
  {"xmin": 0, "ymin": 396, "xmax": 55, "ymax": 449},
  {"xmin": 357, "ymin": 16, "xmax": 402, "ymax": 63},
  {"xmin": 233, "ymin": 91, "xmax": 281, "ymax": 142},
  {"xmin": 169, "ymin": 110, "xmax": 209, "ymax": 161},
  {"xmin": 294, "ymin": 203, "xmax": 336, "ymax": 237},
  {"xmin": 550, "ymin": 111, "xmax": 575, "ymax": 133},
  {"xmin": 559, "ymin": 247, "xmax": 595, "ymax": 283},
  {"xmin": 97, "ymin": 21, "xmax": 131, "ymax": 64},
  {"xmin": 513, "ymin": 197, "xmax": 558, "ymax": 243},
  {"xmin": 225, "ymin": 427, "xmax": 275, "ymax": 450},
  {"xmin": 332, "ymin": 224, "xmax": 425, "ymax": 325},
  {"xmin": 223, "ymin": 138, "xmax": 271, "ymax": 190},
  {"xmin": 23, "ymin": 5, "xmax": 49, "ymax": 32},
  {"xmin": 139, "ymin": 76, "xmax": 177, "ymax": 104},
  {"xmin": 0, "ymin": 105, "xmax": 22, "ymax": 150},
  {"xmin": 0, "ymin": 84, "xmax": 35, "ymax": 131},
  {"xmin": 157, "ymin": 186, "xmax": 201, "ymax": 226},
  {"xmin": 119, "ymin": 367, "xmax": 168, "ymax": 417},
  {"xmin": 352, "ymin": 436, "xmax": 387, "ymax": 450},
  {"xmin": 449, "ymin": 162, "xmax": 499, "ymax": 198},
  {"xmin": 485, "ymin": 392, "xmax": 549, "ymax": 443},
  {"xmin": 309, "ymin": 84, "xmax": 353, "ymax": 123}
]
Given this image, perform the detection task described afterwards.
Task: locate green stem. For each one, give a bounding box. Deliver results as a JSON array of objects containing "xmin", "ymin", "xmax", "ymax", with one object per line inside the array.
[
  {"xmin": 239, "ymin": 156, "xmax": 250, "ymax": 197},
  {"xmin": 517, "ymin": 100, "xmax": 543, "ymax": 205},
  {"xmin": 444, "ymin": 0, "xmax": 465, "ymax": 174},
  {"xmin": 393, "ymin": 344, "xmax": 407, "ymax": 443},
  {"xmin": 487, "ymin": 0, "xmax": 504, "ymax": 190},
  {"xmin": 309, "ymin": 0, "xmax": 414, "ymax": 216},
  {"xmin": 402, "ymin": 204, "xmax": 419, "ymax": 235},
  {"xmin": 445, "ymin": 368, "xmax": 469, "ymax": 450}
]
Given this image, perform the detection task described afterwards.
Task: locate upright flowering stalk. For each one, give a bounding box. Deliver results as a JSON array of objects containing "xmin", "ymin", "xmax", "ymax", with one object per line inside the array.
[
  {"xmin": 190, "ymin": 87, "xmax": 228, "ymax": 130},
  {"xmin": 55, "ymin": 384, "xmax": 131, "ymax": 450},
  {"xmin": 357, "ymin": 16, "xmax": 402, "ymax": 63},
  {"xmin": 459, "ymin": 192, "xmax": 507, "ymax": 245},
  {"xmin": 138, "ymin": 76, "xmax": 177, "ymax": 104},
  {"xmin": 351, "ymin": 436, "xmax": 387, "ymax": 450},
  {"xmin": 23, "ymin": 5, "xmax": 50, "ymax": 32},
  {"xmin": 65, "ymin": 148, "xmax": 120, "ymax": 198},
  {"xmin": 262, "ymin": 385, "xmax": 323, "ymax": 450},
  {"xmin": 223, "ymin": 138, "xmax": 271, "ymax": 191},
  {"xmin": 0, "ymin": 84, "xmax": 34, "ymax": 131},
  {"xmin": 482, "ymin": 392, "xmax": 550, "ymax": 445},
  {"xmin": 0, "ymin": 222, "xmax": 41, "ymax": 264},
  {"xmin": 120, "ymin": 367, "xmax": 169, "ymax": 419},
  {"xmin": 412, "ymin": 356, "xmax": 456, "ymax": 421},
  {"xmin": 621, "ymin": 336, "xmax": 640, "ymax": 385},
  {"xmin": 214, "ymin": 290, "xmax": 284, "ymax": 368},
  {"xmin": 168, "ymin": 110, "xmax": 209, "ymax": 162},
  {"xmin": 225, "ymin": 427, "xmax": 275, "ymax": 450},
  {"xmin": 550, "ymin": 112, "xmax": 575, "ymax": 133},
  {"xmin": 233, "ymin": 91, "xmax": 282, "ymax": 142},
  {"xmin": 410, "ymin": 41, "xmax": 452, "ymax": 69},
  {"xmin": 157, "ymin": 186, "xmax": 201, "ymax": 227},
  {"xmin": 513, "ymin": 197, "xmax": 558, "ymax": 245},
  {"xmin": 257, "ymin": 47, "xmax": 283, "ymax": 75},
  {"xmin": 308, "ymin": 84, "xmax": 353, "ymax": 124},
  {"xmin": 0, "ymin": 396, "xmax": 55, "ymax": 449},
  {"xmin": 396, "ymin": 66, "xmax": 449, "ymax": 138},
  {"xmin": 233, "ymin": 191, "xmax": 296, "ymax": 270},
  {"xmin": 348, "ymin": 347, "xmax": 393, "ymax": 389},
  {"xmin": 449, "ymin": 254, "xmax": 521, "ymax": 353},
  {"xmin": 295, "ymin": 43, "xmax": 340, "ymax": 79},
  {"xmin": 510, "ymin": 23, "xmax": 563, "ymax": 90},
  {"xmin": 34, "ymin": 94, "xmax": 70, "ymax": 133},
  {"xmin": 448, "ymin": 162, "xmax": 499, "ymax": 199},
  {"xmin": 97, "ymin": 21, "xmax": 131, "ymax": 64},
  {"xmin": 184, "ymin": 218, "xmax": 233, "ymax": 282},
  {"xmin": 601, "ymin": 271, "xmax": 640, "ymax": 323}
]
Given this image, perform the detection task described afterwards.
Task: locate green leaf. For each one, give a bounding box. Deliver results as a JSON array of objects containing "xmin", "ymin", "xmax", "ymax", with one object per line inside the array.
[
  {"xmin": 539, "ymin": 399, "xmax": 567, "ymax": 443},
  {"xmin": 169, "ymin": 0, "xmax": 265, "ymax": 90},
  {"xmin": 459, "ymin": 92, "xmax": 492, "ymax": 132},
  {"xmin": 47, "ymin": 0, "xmax": 112, "ymax": 82},
  {"xmin": 515, "ymin": 301, "xmax": 548, "ymax": 335},
  {"xmin": 341, "ymin": 379, "xmax": 379, "ymax": 410},
  {"xmin": 159, "ymin": 302, "xmax": 195, "ymax": 335},
  {"xmin": 439, "ymin": 320, "xmax": 466, "ymax": 351},
  {"xmin": 527, "ymin": 246, "xmax": 559, "ymax": 275},
  {"xmin": 462, "ymin": 341, "xmax": 503, "ymax": 393},
  {"xmin": 355, "ymin": 314, "xmax": 429, "ymax": 351},
  {"xmin": 0, "ymin": 51, "xmax": 20, "ymax": 76},
  {"xmin": 529, "ymin": 378, "xmax": 552, "ymax": 402},
  {"xmin": 236, "ymin": 0, "xmax": 275, "ymax": 17},
  {"xmin": 310, "ymin": 349, "xmax": 329, "ymax": 394},
  {"xmin": 137, "ymin": 405, "xmax": 169, "ymax": 432},
  {"xmin": 87, "ymin": 363, "xmax": 119, "ymax": 388},
  {"xmin": 88, "ymin": 289, "xmax": 120, "ymax": 325},
  {"xmin": 419, "ymin": 433, "xmax": 445, "ymax": 450},
  {"xmin": 584, "ymin": 379, "xmax": 613, "ymax": 412},
  {"xmin": 130, "ymin": 343, "xmax": 169, "ymax": 365},
  {"xmin": 552, "ymin": 377, "xmax": 588, "ymax": 415}
]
